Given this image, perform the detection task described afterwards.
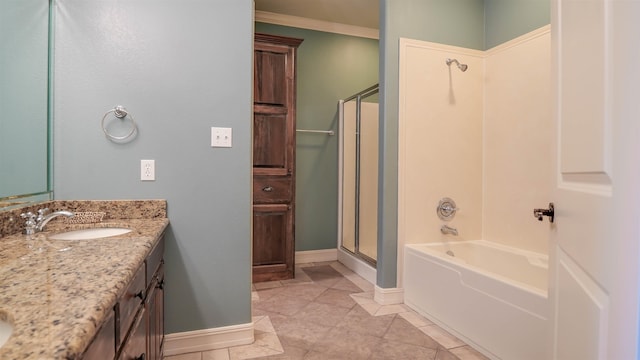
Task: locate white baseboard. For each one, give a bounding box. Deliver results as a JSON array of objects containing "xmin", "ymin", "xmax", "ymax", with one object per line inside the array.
[
  {"xmin": 164, "ymin": 322, "xmax": 254, "ymax": 356},
  {"xmin": 295, "ymin": 248, "xmax": 338, "ymax": 264},
  {"xmin": 374, "ymin": 286, "xmax": 404, "ymax": 305}
]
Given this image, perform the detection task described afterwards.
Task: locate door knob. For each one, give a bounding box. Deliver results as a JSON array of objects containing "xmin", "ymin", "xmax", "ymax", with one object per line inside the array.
[{"xmin": 533, "ymin": 203, "xmax": 554, "ymax": 223}]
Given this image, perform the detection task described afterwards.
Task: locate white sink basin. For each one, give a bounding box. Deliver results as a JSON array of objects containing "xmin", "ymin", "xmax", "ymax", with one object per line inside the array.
[
  {"xmin": 0, "ymin": 318, "xmax": 12, "ymax": 349},
  {"xmin": 49, "ymin": 228, "xmax": 132, "ymax": 240}
]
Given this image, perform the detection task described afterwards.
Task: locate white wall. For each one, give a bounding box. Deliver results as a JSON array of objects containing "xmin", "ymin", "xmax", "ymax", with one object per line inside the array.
[
  {"xmin": 397, "ymin": 27, "xmax": 552, "ymax": 286},
  {"xmin": 398, "ymin": 39, "xmax": 484, "ymax": 285},
  {"xmin": 483, "ymin": 27, "xmax": 552, "ymax": 254}
]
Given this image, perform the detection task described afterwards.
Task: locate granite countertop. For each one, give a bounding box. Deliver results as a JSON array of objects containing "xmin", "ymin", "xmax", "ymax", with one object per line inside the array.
[{"xmin": 0, "ymin": 202, "xmax": 169, "ymax": 359}]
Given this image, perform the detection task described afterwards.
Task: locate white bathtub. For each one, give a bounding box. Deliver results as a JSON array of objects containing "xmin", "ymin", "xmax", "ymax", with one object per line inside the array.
[{"xmin": 404, "ymin": 240, "xmax": 548, "ymax": 360}]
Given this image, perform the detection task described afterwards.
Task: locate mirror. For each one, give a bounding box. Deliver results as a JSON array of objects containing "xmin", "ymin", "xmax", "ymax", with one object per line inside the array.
[{"xmin": 0, "ymin": 0, "xmax": 52, "ymax": 208}]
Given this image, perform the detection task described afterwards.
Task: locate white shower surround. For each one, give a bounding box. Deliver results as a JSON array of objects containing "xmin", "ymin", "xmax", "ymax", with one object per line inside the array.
[{"xmin": 398, "ymin": 26, "xmax": 552, "ymax": 359}]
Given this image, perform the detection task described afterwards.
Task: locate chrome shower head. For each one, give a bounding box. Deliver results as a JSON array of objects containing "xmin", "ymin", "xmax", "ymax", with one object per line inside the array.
[{"xmin": 446, "ymin": 58, "xmax": 468, "ymax": 72}]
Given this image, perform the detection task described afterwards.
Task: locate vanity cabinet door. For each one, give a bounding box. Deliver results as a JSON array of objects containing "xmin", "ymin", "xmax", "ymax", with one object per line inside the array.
[
  {"xmin": 146, "ymin": 264, "xmax": 164, "ymax": 360},
  {"xmin": 118, "ymin": 308, "xmax": 147, "ymax": 360},
  {"xmin": 83, "ymin": 310, "xmax": 116, "ymax": 360}
]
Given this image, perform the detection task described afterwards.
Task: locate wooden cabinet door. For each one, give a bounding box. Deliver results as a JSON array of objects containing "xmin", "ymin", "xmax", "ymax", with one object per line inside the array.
[
  {"xmin": 146, "ymin": 265, "xmax": 164, "ymax": 360},
  {"xmin": 252, "ymin": 34, "xmax": 302, "ymax": 282},
  {"xmin": 83, "ymin": 311, "xmax": 116, "ymax": 360},
  {"xmin": 118, "ymin": 308, "xmax": 146, "ymax": 360},
  {"xmin": 252, "ymin": 204, "xmax": 294, "ymax": 281}
]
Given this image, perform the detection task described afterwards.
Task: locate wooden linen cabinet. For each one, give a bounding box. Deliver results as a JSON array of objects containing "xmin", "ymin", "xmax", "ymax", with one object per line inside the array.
[{"xmin": 252, "ymin": 33, "xmax": 303, "ymax": 282}]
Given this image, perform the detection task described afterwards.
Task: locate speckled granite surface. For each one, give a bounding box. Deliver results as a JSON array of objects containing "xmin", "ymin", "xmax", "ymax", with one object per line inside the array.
[{"xmin": 0, "ymin": 200, "xmax": 169, "ymax": 359}]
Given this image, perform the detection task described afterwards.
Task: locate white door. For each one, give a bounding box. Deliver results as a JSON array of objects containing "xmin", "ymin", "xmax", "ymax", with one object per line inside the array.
[{"xmin": 551, "ymin": 0, "xmax": 640, "ymax": 359}]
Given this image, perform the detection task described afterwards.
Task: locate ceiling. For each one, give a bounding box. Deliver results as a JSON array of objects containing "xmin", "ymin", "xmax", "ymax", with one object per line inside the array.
[{"xmin": 254, "ymin": 0, "xmax": 379, "ymax": 29}]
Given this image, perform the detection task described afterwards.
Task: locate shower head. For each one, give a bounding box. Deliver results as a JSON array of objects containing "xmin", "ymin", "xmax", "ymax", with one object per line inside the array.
[{"xmin": 446, "ymin": 58, "xmax": 468, "ymax": 72}]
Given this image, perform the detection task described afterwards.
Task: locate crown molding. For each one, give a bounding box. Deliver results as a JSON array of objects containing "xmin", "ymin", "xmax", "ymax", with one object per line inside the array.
[{"xmin": 255, "ymin": 10, "xmax": 379, "ymax": 40}]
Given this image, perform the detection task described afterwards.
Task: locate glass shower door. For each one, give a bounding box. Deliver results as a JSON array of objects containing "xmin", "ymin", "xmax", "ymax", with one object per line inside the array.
[{"xmin": 340, "ymin": 88, "xmax": 379, "ymax": 265}]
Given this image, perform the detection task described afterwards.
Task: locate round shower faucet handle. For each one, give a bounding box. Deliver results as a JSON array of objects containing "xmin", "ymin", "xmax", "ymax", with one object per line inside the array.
[{"xmin": 437, "ymin": 197, "xmax": 458, "ymax": 221}]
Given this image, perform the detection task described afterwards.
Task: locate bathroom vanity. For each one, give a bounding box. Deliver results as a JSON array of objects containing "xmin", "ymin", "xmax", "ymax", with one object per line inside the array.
[{"xmin": 0, "ymin": 200, "xmax": 168, "ymax": 359}]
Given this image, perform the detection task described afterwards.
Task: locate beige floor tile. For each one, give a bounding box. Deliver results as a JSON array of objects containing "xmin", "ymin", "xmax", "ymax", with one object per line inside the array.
[
  {"xmin": 278, "ymin": 283, "xmax": 327, "ymax": 301},
  {"xmin": 435, "ymin": 347, "xmax": 462, "ymax": 360},
  {"xmin": 202, "ymin": 349, "xmax": 230, "ymax": 360},
  {"xmin": 384, "ymin": 317, "xmax": 441, "ymax": 349},
  {"xmin": 258, "ymin": 344, "xmax": 308, "ymax": 360},
  {"xmin": 168, "ymin": 262, "xmax": 483, "ymax": 360},
  {"xmin": 311, "ymin": 326, "xmax": 380, "ymax": 360},
  {"xmin": 228, "ymin": 331, "xmax": 284, "ymax": 360},
  {"xmin": 374, "ymin": 304, "xmax": 409, "ymax": 316},
  {"xmin": 313, "ymin": 288, "xmax": 357, "ymax": 309},
  {"xmin": 273, "ymin": 318, "xmax": 333, "ymax": 350},
  {"xmin": 254, "ymin": 281, "xmax": 283, "ymax": 290},
  {"xmin": 253, "ymin": 293, "xmax": 311, "ymax": 316},
  {"xmin": 449, "ymin": 345, "xmax": 491, "ymax": 360},
  {"xmin": 358, "ymin": 301, "xmax": 382, "ymax": 315},
  {"xmin": 419, "ymin": 324, "xmax": 466, "ymax": 349},
  {"xmin": 335, "ymin": 305, "xmax": 395, "ymax": 338},
  {"xmin": 350, "ymin": 291, "xmax": 375, "ymax": 300},
  {"xmin": 370, "ymin": 339, "xmax": 438, "ymax": 360},
  {"xmin": 254, "ymin": 286, "xmax": 286, "ymax": 301},
  {"xmin": 253, "ymin": 316, "xmax": 276, "ymax": 333},
  {"xmin": 330, "ymin": 278, "xmax": 363, "ymax": 293},
  {"xmin": 164, "ymin": 352, "xmax": 202, "ymax": 360},
  {"xmin": 344, "ymin": 274, "xmax": 375, "ymax": 292},
  {"xmin": 293, "ymin": 301, "xmax": 352, "ymax": 327},
  {"xmin": 280, "ymin": 267, "xmax": 312, "ymax": 284},
  {"xmin": 399, "ymin": 310, "xmax": 435, "ymax": 327}
]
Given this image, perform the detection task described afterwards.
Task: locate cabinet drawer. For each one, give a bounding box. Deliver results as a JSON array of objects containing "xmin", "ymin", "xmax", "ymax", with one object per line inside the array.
[
  {"xmin": 118, "ymin": 264, "xmax": 145, "ymax": 345},
  {"xmin": 253, "ymin": 177, "xmax": 291, "ymax": 203},
  {"xmin": 146, "ymin": 236, "xmax": 165, "ymax": 287}
]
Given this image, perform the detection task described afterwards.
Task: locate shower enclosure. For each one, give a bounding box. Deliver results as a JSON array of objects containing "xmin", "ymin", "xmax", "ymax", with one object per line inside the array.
[{"xmin": 338, "ymin": 84, "xmax": 379, "ymax": 266}]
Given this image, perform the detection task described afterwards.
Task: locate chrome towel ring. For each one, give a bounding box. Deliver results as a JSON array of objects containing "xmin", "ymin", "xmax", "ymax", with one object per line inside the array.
[{"xmin": 101, "ymin": 105, "xmax": 137, "ymax": 141}]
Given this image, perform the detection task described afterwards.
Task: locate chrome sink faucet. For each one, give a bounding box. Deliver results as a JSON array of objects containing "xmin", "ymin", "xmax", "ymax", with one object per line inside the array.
[{"xmin": 20, "ymin": 208, "xmax": 75, "ymax": 235}]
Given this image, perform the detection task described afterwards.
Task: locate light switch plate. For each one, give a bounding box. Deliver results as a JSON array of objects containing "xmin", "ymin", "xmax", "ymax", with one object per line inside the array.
[{"xmin": 211, "ymin": 127, "xmax": 232, "ymax": 148}]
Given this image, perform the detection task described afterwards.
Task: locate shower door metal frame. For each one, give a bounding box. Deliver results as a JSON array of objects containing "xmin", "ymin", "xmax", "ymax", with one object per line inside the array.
[{"xmin": 339, "ymin": 84, "xmax": 379, "ymax": 266}]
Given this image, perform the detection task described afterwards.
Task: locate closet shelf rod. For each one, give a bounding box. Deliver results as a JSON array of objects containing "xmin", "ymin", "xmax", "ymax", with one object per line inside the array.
[{"xmin": 296, "ymin": 129, "xmax": 335, "ymax": 136}]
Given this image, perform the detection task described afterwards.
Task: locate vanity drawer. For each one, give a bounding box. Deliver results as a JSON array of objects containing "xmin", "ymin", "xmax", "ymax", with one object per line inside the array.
[
  {"xmin": 253, "ymin": 177, "xmax": 291, "ymax": 203},
  {"xmin": 117, "ymin": 264, "xmax": 145, "ymax": 345}
]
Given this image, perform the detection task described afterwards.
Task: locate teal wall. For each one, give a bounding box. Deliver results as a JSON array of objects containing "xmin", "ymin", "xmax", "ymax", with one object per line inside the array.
[
  {"xmin": 255, "ymin": 23, "xmax": 379, "ymax": 251},
  {"xmin": 54, "ymin": 0, "xmax": 253, "ymax": 333},
  {"xmin": 485, "ymin": 0, "xmax": 551, "ymax": 49}
]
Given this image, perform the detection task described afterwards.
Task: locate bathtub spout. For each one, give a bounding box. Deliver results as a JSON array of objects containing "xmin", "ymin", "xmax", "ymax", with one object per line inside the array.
[{"xmin": 441, "ymin": 225, "xmax": 458, "ymax": 236}]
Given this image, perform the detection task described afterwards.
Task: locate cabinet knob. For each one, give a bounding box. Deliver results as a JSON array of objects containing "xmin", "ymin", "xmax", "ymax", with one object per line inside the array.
[{"xmin": 262, "ymin": 186, "xmax": 273, "ymax": 192}]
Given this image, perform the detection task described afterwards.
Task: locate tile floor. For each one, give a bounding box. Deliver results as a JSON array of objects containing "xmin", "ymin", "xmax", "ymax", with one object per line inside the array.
[{"xmin": 164, "ymin": 261, "xmax": 489, "ymax": 360}]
